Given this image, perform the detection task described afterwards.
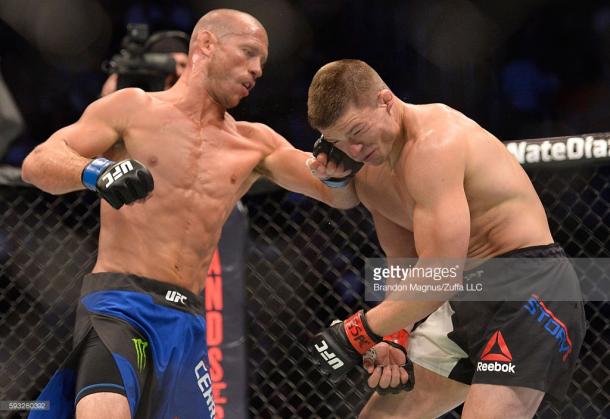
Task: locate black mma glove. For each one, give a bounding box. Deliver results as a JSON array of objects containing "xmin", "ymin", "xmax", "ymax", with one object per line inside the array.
[
  {"xmin": 313, "ymin": 135, "xmax": 363, "ymax": 188},
  {"xmin": 309, "ymin": 310, "xmax": 382, "ymax": 381},
  {"xmin": 82, "ymin": 157, "xmax": 154, "ymax": 209}
]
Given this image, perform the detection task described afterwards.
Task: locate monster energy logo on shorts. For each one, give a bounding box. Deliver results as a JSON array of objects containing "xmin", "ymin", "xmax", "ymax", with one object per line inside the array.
[{"xmin": 132, "ymin": 338, "xmax": 148, "ymax": 373}]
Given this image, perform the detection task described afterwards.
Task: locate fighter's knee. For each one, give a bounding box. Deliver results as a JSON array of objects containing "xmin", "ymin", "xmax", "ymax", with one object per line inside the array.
[
  {"xmin": 358, "ymin": 404, "xmax": 374, "ymax": 419},
  {"xmin": 359, "ymin": 407, "xmax": 382, "ymax": 419},
  {"xmin": 359, "ymin": 363, "xmax": 470, "ymax": 419},
  {"xmin": 358, "ymin": 393, "xmax": 381, "ymax": 419},
  {"xmin": 462, "ymin": 384, "xmax": 544, "ymax": 419},
  {"xmin": 358, "ymin": 393, "xmax": 400, "ymax": 419},
  {"xmin": 76, "ymin": 392, "xmax": 131, "ymax": 419}
]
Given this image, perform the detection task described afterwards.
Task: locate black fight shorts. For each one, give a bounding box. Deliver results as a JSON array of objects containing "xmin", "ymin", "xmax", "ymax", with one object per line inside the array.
[{"xmin": 408, "ymin": 243, "xmax": 586, "ymax": 402}]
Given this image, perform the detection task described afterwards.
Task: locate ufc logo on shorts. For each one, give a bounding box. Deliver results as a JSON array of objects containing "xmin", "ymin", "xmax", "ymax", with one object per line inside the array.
[
  {"xmin": 102, "ymin": 161, "xmax": 134, "ymax": 188},
  {"xmin": 165, "ymin": 290, "xmax": 187, "ymax": 304},
  {"xmin": 314, "ymin": 340, "xmax": 344, "ymax": 370}
]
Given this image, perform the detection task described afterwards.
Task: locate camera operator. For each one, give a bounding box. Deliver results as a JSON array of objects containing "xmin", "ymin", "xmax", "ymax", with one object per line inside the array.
[{"xmin": 101, "ymin": 25, "xmax": 189, "ymax": 96}]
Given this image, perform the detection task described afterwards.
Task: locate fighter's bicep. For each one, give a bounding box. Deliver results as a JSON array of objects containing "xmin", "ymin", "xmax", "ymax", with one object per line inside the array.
[
  {"xmin": 371, "ymin": 210, "xmax": 417, "ymax": 258},
  {"xmin": 405, "ymin": 135, "xmax": 470, "ymax": 258},
  {"xmin": 50, "ymin": 118, "xmax": 120, "ymax": 158},
  {"xmin": 57, "ymin": 89, "xmax": 144, "ymax": 157},
  {"xmin": 255, "ymin": 124, "xmax": 328, "ymax": 199},
  {"xmin": 412, "ymin": 188, "xmax": 470, "ymax": 258}
]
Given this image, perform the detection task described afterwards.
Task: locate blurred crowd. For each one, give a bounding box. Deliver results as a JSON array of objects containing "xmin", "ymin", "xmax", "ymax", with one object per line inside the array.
[{"xmin": 1, "ymin": 0, "xmax": 610, "ymax": 165}]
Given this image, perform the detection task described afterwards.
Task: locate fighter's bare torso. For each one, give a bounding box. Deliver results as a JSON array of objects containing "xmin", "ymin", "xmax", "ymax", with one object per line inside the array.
[
  {"xmin": 94, "ymin": 89, "xmax": 274, "ymax": 293},
  {"xmin": 355, "ymin": 103, "xmax": 553, "ymax": 259}
]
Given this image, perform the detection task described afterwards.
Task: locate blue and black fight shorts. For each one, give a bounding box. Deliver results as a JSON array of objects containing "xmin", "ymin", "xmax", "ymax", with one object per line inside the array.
[{"xmin": 29, "ymin": 272, "xmax": 216, "ymax": 419}]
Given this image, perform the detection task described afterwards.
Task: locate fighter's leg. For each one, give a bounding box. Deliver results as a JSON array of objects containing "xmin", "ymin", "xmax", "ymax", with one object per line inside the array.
[
  {"xmin": 462, "ymin": 384, "xmax": 544, "ymax": 419},
  {"xmin": 74, "ymin": 329, "xmax": 131, "ymax": 418},
  {"xmin": 359, "ymin": 363, "xmax": 469, "ymax": 419},
  {"xmin": 76, "ymin": 393, "xmax": 131, "ymax": 419}
]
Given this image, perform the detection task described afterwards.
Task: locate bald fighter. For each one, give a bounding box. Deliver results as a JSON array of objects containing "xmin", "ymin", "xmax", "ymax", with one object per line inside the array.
[
  {"xmin": 306, "ymin": 59, "xmax": 586, "ymax": 418},
  {"xmin": 22, "ymin": 10, "xmax": 357, "ymax": 419}
]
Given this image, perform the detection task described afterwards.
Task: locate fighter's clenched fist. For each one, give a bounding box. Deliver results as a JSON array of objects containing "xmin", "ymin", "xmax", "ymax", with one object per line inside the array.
[{"xmin": 82, "ymin": 158, "xmax": 154, "ymax": 209}]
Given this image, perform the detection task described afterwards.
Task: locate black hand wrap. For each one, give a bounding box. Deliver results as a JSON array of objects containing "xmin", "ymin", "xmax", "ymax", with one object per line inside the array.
[
  {"xmin": 371, "ymin": 340, "xmax": 415, "ymax": 395},
  {"xmin": 313, "ymin": 135, "xmax": 363, "ymax": 188},
  {"xmin": 309, "ymin": 310, "xmax": 382, "ymax": 382},
  {"xmin": 82, "ymin": 158, "xmax": 154, "ymax": 209}
]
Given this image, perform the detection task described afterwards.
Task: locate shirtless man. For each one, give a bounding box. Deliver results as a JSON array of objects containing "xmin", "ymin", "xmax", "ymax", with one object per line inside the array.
[
  {"xmin": 306, "ymin": 59, "xmax": 586, "ymax": 418},
  {"xmin": 21, "ymin": 10, "xmax": 357, "ymax": 419}
]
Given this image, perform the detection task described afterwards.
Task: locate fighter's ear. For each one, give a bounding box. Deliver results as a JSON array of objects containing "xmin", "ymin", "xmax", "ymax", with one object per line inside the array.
[
  {"xmin": 194, "ymin": 30, "xmax": 216, "ymax": 57},
  {"xmin": 376, "ymin": 89, "xmax": 393, "ymax": 106},
  {"xmin": 377, "ymin": 89, "xmax": 394, "ymax": 112}
]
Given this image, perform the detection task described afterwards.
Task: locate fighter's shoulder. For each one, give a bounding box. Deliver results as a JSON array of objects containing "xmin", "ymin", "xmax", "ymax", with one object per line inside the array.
[
  {"xmin": 86, "ymin": 88, "xmax": 151, "ymax": 117},
  {"xmin": 405, "ymin": 106, "xmax": 467, "ymax": 178},
  {"xmin": 411, "ymin": 128, "xmax": 463, "ymax": 158},
  {"xmin": 418, "ymin": 102, "xmax": 461, "ymax": 117},
  {"xmin": 234, "ymin": 121, "xmax": 285, "ymax": 150},
  {"xmin": 411, "ymin": 104, "xmax": 472, "ymax": 151}
]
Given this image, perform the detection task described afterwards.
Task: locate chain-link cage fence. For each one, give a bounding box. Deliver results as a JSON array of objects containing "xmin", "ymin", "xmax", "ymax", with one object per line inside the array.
[
  {"xmin": 242, "ymin": 163, "xmax": 610, "ymax": 419},
  {"xmin": 0, "ymin": 161, "xmax": 609, "ymax": 418}
]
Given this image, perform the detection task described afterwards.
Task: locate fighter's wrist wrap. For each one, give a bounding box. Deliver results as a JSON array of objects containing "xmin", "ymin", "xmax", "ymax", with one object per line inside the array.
[
  {"xmin": 312, "ymin": 135, "xmax": 363, "ymax": 188},
  {"xmin": 82, "ymin": 157, "xmax": 113, "ymax": 191},
  {"xmin": 343, "ymin": 310, "xmax": 383, "ymax": 355},
  {"xmin": 383, "ymin": 329, "xmax": 410, "ymax": 349},
  {"xmin": 309, "ymin": 310, "xmax": 382, "ymax": 381}
]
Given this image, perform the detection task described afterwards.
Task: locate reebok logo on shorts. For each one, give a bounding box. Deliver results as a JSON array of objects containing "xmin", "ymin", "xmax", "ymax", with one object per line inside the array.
[
  {"xmin": 523, "ymin": 294, "xmax": 573, "ymax": 361},
  {"xmin": 476, "ymin": 330, "xmax": 516, "ymax": 374}
]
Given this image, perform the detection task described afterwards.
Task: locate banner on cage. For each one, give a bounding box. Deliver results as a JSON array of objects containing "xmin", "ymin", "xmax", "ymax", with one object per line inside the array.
[
  {"xmin": 205, "ymin": 204, "xmax": 248, "ymax": 419},
  {"xmin": 505, "ymin": 132, "xmax": 610, "ymax": 167}
]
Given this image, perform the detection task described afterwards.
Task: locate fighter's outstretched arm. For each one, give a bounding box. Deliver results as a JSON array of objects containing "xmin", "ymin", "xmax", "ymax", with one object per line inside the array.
[
  {"xmin": 256, "ymin": 124, "xmax": 360, "ymax": 209},
  {"xmin": 21, "ymin": 89, "xmax": 144, "ymax": 194}
]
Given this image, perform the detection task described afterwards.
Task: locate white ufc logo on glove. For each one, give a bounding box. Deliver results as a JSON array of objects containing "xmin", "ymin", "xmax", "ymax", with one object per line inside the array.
[
  {"xmin": 315, "ymin": 340, "xmax": 344, "ymax": 369},
  {"xmin": 102, "ymin": 161, "xmax": 134, "ymax": 188}
]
